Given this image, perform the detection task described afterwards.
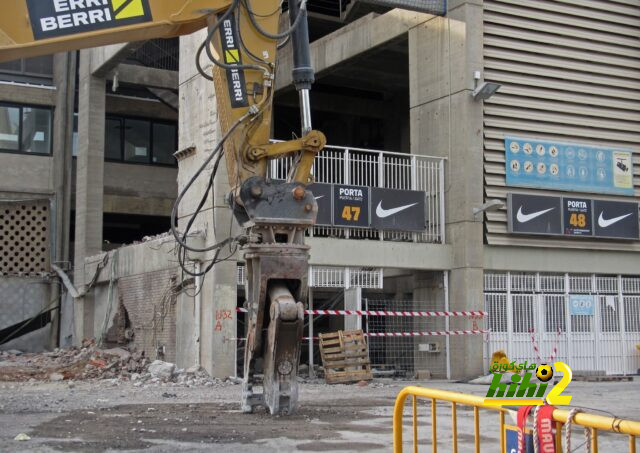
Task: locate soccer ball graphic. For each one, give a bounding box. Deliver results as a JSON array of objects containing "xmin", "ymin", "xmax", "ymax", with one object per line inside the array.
[{"xmin": 536, "ymin": 364, "xmax": 554, "ymax": 382}]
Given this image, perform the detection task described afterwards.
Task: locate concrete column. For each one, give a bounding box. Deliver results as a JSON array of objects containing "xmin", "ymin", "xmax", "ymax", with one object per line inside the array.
[
  {"xmin": 412, "ymin": 271, "xmax": 446, "ymax": 378},
  {"xmin": 178, "ymin": 30, "xmax": 237, "ymax": 378},
  {"xmin": 344, "ymin": 287, "xmax": 362, "ymax": 331},
  {"xmin": 52, "ymin": 52, "xmax": 77, "ymax": 348},
  {"xmin": 73, "ymin": 50, "xmax": 106, "ymax": 344},
  {"xmin": 409, "ymin": 2, "xmax": 484, "ymax": 379}
]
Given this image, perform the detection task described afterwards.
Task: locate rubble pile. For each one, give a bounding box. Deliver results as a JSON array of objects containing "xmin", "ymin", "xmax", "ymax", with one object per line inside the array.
[
  {"xmin": 0, "ymin": 341, "xmax": 148, "ymax": 382},
  {"xmin": 0, "ymin": 344, "xmax": 225, "ymax": 387},
  {"xmin": 132, "ymin": 361, "xmax": 224, "ymax": 387}
]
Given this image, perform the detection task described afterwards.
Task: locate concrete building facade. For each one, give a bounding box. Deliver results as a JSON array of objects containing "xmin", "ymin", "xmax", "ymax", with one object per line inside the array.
[{"xmin": 0, "ymin": 0, "xmax": 638, "ymax": 380}]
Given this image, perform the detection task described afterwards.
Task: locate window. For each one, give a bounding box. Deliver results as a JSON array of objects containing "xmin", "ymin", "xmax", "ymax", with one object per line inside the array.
[
  {"xmin": 22, "ymin": 107, "xmax": 52, "ymax": 154},
  {"xmin": 105, "ymin": 118, "xmax": 122, "ymax": 160},
  {"xmin": 0, "ymin": 56, "xmax": 54, "ymax": 84},
  {"xmin": 124, "ymin": 119, "xmax": 151, "ymax": 163},
  {"xmin": 0, "ymin": 104, "xmax": 51, "ymax": 155},
  {"xmin": 105, "ymin": 116, "xmax": 177, "ymax": 166},
  {"xmin": 0, "ymin": 106, "xmax": 20, "ymax": 151},
  {"xmin": 152, "ymin": 123, "xmax": 177, "ymax": 165},
  {"xmin": 72, "ymin": 114, "xmax": 78, "ymax": 157}
]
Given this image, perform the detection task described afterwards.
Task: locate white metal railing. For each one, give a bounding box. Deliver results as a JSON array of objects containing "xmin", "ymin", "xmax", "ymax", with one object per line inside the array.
[
  {"xmin": 623, "ymin": 277, "xmax": 640, "ymax": 294},
  {"xmin": 236, "ymin": 264, "xmax": 383, "ymax": 289},
  {"xmin": 269, "ymin": 143, "xmax": 446, "ymax": 244}
]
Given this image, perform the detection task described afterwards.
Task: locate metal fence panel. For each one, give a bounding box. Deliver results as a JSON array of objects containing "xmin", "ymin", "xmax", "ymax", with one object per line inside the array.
[
  {"xmin": 485, "ymin": 272, "xmax": 640, "ymax": 375},
  {"xmin": 365, "ymin": 298, "xmax": 447, "ymax": 378}
]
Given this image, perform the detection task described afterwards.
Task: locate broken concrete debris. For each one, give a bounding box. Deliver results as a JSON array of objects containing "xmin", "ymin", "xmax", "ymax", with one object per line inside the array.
[
  {"xmin": 148, "ymin": 360, "xmax": 176, "ymax": 380},
  {"xmin": 14, "ymin": 433, "xmax": 31, "ymax": 441},
  {"xmin": 0, "ymin": 346, "xmax": 223, "ymax": 387}
]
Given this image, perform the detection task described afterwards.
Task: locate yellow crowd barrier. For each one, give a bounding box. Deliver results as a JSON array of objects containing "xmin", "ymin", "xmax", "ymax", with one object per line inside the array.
[{"xmin": 393, "ymin": 386, "xmax": 640, "ymax": 453}]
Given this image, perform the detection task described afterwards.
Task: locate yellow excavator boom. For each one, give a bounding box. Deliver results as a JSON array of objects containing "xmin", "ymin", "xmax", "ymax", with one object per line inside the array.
[
  {"xmin": 0, "ymin": 0, "xmax": 227, "ymax": 62},
  {"xmin": 0, "ymin": 0, "xmax": 325, "ymax": 416}
]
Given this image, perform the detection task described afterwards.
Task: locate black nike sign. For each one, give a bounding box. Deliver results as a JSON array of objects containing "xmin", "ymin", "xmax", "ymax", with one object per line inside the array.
[
  {"xmin": 508, "ymin": 194, "xmax": 562, "ymax": 235},
  {"xmin": 593, "ymin": 200, "xmax": 639, "ymax": 239},
  {"xmin": 370, "ymin": 188, "xmax": 426, "ymax": 232},
  {"xmin": 307, "ymin": 183, "xmax": 332, "ymax": 226}
]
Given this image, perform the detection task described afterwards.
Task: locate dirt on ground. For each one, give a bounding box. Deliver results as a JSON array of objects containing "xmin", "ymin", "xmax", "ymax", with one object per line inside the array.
[{"xmin": 0, "ymin": 349, "xmax": 638, "ymax": 452}]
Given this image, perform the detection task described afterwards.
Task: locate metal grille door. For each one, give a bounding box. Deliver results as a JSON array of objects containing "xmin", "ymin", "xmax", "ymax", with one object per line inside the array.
[{"xmin": 485, "ymin": 273, "xmax": 640, "ymax": 375}]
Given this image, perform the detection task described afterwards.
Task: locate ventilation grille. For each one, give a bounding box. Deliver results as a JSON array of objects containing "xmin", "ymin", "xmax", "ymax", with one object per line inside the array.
[{"xmin": 0, "ymin": 200, "xmax": 51, "ymax": 276}]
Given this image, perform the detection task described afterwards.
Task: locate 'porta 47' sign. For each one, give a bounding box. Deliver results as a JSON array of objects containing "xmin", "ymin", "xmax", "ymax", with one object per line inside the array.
[{"xmin": 27, "ymin": 0, "xmax": 153, "ymax": 40}]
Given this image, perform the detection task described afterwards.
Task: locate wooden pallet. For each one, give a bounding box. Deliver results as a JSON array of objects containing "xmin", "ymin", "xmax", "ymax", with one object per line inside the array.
[{"xmin": 319, "ymin": 329, "xmax": 373, "ymax": 385}]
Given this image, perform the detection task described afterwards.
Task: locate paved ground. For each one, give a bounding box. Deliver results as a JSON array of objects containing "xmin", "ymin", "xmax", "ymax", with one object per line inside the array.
[{"xmin": 0, "ymin": 378, "xmax": 638, "ymax": 452}]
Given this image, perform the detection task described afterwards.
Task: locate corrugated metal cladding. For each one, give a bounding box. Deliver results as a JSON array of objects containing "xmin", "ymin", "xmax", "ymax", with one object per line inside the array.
[{"xmin": 482, "ymin": 0, "xmax": 640, "ymax": 251}]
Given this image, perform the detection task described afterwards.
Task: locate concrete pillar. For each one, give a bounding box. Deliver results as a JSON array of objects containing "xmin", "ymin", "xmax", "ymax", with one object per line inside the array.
[
  {"xmin": 412, "ymin": 272, "xmax": 446, "ymax": 378},
  {"xmin": 73, "ymin": 50, "xmax": 106, "ymax": 344},
  {"xmin": 178, "ymin": 30, "xmax": 237, "ymax": 378},
  {"xmin": 344, "ymin": 287, "xmax": 362, "ymax": 331},
  {"xmin": 52, "ymin": 52, "xmax": 77, "ymax": 348},
  {"xmin": 409, "ymin": 2, "xmax": 484, "ymax": 379}
]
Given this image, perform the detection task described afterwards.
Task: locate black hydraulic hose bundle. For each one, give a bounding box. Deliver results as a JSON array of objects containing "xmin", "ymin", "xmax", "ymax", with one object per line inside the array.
[{"xmin": 176, "ymin": 0, "xmax": 311, "ymax": 280}]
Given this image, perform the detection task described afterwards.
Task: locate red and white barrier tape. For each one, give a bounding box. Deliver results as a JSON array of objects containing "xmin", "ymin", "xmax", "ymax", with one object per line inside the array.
[
  {"xmin": 235, "ymin": 307, "xmax": 486, "ymax": 318},
  {"xmin": 362, "ymin": 329, "xmax": 489, "ymax": 337},
  {"xmin": 529, "ymin": 328, "xmax": 561, "ymax": 362},
  {"xmin": 530, "ymin": 329, "xmax": 542, "ymax": 362},
  {"xmin": 224, "ymin": 329, "xmax": 489, "ymax": 342}
]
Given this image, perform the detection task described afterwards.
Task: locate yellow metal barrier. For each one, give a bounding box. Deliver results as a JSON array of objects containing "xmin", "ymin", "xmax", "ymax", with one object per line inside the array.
[{"xmin": 393, "ymin": 386, "xmax": 640, "ymax": 453}]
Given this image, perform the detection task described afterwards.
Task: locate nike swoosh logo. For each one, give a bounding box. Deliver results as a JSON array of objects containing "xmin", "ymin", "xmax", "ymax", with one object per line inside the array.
[
  {"xmin": 376, "ymin": 201, "xmax": 418, "ymax": 218},
  {"xmin": 314, "ymin": 196, "xmax": 324, "ymax": 201},
  {"xmin": 598, "ymin": 212, "xmax": 632, "ymax": 228},
  {"xmin": 516, "ymin": 206, "xmax": 555, "ymax": 223}
]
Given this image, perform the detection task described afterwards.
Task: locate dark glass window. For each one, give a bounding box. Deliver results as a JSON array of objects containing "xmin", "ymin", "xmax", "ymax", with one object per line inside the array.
[
  {"xmin": 0, "ymin": 56, "xmax": 53, "ymax": 84},
  {"xmin": 105, "ymin": 118, "xmax": 123, "ymax": 160},
  {"xmin": 0, "ymin": 105, "xmax": 20, "ymax": 151},
  {"xmin": 0, "ymin": 104, "xmax": 51, "ymax": 155},
  {"xmin": 152, "ymin": 123, "xmax": 177, "ymax": 165},
  {"xmin": 104, "ymin": 115, "xmax": 177, "ymax": 166},
  {"xmin": 24, "ymin": 56, "xmax": 54, "ymax": 75},
  {"xmin": 72, "ymin": 114, "xmax": 78, "ymax": 157},
  {"xmin": 124, "ymin": 119, "xmax": 151, "ymax": 163},
  {"xmin": 0, "ymin": 59, "xmax": 21, "ymax": 73},
  {"xmin": 22, "ymin": 107, "xmax": 52, "ymax": 154}
]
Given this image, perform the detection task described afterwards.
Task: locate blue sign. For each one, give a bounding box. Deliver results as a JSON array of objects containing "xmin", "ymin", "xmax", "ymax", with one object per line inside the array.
[
  {"xmin": 505, "ymin": 137, "xmax": 634, "ymax": 196},
  {"xmin": 570, "ymin": 295, "xmax": 595, "ymax": 316},
  {"xmin": 505, "ymin": 426, "xmax": 534, "ymax": 453}
]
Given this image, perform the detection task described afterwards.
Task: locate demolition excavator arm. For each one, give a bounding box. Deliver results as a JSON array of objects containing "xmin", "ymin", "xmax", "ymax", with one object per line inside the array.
[{"xmin": 0, "ymin": 0, "xmax": 325, "ymax": 415}]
